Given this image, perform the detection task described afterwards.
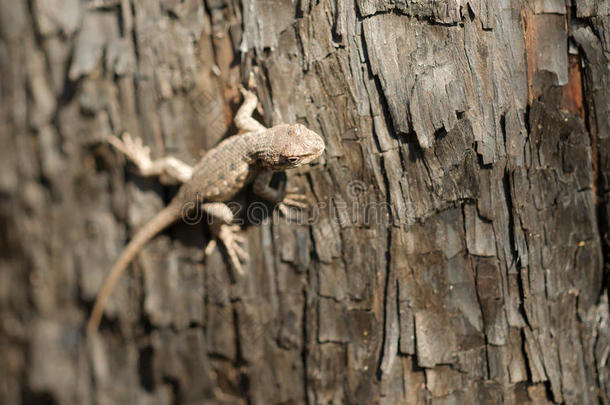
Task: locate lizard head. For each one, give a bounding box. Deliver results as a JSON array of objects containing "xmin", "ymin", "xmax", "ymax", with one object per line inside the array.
[{"xmin": 263, "ymin": 123, "xmax": 325, "ymax": 171}]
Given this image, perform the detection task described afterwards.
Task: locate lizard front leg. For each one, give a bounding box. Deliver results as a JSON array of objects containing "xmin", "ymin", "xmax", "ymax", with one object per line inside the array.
[
  {"xmin": 235, "ymin": 87, "xmax": 267, "ymax": 133},
  {"xmin": 109, "ymin": 132, "xmax": 194, "ymax": 183},
  {"xmin": 253, "ymin": 171, "xmax": 309, "ymax": 215},
  {"xmin": 201, "ymin": 202, "xmax": 249, "ymax": 275}
]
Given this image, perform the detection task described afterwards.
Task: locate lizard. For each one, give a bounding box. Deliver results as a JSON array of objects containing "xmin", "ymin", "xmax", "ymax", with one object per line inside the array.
[{"xmin": 87, "ymin": 88, "xmax": 325, "ymax": 333}]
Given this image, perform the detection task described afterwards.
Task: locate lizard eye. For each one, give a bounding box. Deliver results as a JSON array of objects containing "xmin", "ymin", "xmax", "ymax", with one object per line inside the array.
[{"xmin": 286, "ymin": 157, "xmax": 299, "ymax": 164}]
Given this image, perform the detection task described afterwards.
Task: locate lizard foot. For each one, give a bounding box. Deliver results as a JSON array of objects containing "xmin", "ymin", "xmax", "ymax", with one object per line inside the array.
[
  {"xmin": 109, "ymin": 132, "xmax": 153, "ymax": 169},
  {"xmin": 278, "ymin": 187, "xmax": 310, "ymax": 216},
  {"xmin": 206, "ymin": 224, "xmax": 249, "ymax": 275}
]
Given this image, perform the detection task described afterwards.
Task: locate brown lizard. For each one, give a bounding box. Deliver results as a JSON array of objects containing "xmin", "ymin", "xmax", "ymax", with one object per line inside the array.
[{"xmin": 87, "ymin": 88, "xmax": 325, "ymax": 332}]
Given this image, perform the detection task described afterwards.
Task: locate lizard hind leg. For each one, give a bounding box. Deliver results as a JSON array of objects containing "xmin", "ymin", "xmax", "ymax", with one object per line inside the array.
[
  {"xmin": 201, "ymin": 203, "xmax": 249, "ymax": 275},
  {"xmin": 216, "ymin": 224, "xmax": 249, "ymax": 275},
  {"xmin": 109, "ymin": 132, "xmax": 194, "ymax": 183}
]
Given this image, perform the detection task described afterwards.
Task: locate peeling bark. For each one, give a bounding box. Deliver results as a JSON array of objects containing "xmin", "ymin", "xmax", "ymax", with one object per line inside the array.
[{"xmin": 1, "ymin": 1, "xmax": 610, "ymax": 404}]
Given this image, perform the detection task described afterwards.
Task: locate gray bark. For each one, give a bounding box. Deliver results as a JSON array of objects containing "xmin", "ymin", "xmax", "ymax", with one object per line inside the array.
[{"xmin": 1, "ymin": 0, "xmax": 610, "ymax": 404}]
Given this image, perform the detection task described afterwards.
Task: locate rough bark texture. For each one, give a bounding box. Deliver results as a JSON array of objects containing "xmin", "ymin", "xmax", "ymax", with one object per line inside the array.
[{"xmin": 1, "ymin": 0, "xmax": 610, "ymax": 404}]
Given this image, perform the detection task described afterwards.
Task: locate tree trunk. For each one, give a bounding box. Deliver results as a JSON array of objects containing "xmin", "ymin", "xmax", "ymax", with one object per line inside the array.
[{"xmin": 2, "ymin": 0, "xmax": 610, "ymax": 404}]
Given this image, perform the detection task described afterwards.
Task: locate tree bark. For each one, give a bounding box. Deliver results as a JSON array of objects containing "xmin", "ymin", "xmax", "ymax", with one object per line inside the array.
[{"xmin": 1, "ymin": 0, "xmax": 610, "ymax": 404}]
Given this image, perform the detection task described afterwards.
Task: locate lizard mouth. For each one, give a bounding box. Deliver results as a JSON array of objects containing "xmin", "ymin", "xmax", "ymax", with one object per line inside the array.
[
  {"xmin": 300, "ymin": 146, "xmax": 325, "ymax": 165},
  {"xmin": 307, "ymin": 135, "xmax": 325, "ymax": 158}
]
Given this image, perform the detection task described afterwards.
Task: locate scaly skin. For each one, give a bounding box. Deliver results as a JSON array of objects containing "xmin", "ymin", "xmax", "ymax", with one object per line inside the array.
[{"xmin": 87, "ymin": 89, "xmax": 324, "ymax": 333}]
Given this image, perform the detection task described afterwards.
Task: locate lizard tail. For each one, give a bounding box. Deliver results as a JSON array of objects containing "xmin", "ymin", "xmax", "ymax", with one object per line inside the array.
[{"xmin": 87, "ymin": 202, "xmax": 182, "ymax": 333}]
